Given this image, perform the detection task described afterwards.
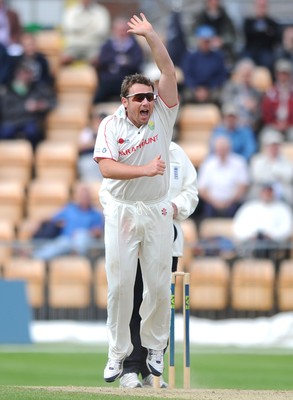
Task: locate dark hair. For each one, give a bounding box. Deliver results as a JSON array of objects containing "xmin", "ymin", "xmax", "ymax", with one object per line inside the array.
[{"xmin": 120, "ymin": 73, "xmax": 154, "ymax": 98}]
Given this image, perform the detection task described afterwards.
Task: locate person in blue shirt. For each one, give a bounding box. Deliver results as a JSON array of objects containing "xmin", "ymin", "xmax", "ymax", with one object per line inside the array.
[
  {"xmin": 181, "ymin": 25, "xmax": 227, "ymax": 105},
  {"xmin": 210, "ymin": 103, "xmax": 258, "ymax": 162},
  {"xmin": 33, "ymin": 184, "xmax": 104, "ymax": 260}
]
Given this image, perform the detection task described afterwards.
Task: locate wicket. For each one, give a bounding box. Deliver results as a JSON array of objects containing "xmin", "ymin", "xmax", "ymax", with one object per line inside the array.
[{"xmin": 169, "ymin": 271, "xmax": 190, "ymax": 389}]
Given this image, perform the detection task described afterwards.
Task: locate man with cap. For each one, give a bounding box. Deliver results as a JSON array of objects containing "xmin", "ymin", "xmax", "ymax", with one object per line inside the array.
[
  {"xmin": 261, "ymin": 58, "xmax": 293, "ymax": 141},
  {"xmin": 181, "ymin": 24, "xmax": 227, "ymax": 105},
  {"xmin": 249, "ymin": 126, "xmax": 293, "ymax": 206},
  {"xmin": 210, "ymin": 102, "xmax": 257, "ymax": 162}
]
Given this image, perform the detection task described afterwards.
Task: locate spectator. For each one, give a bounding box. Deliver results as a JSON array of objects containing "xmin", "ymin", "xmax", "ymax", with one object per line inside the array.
[
  {"xmin": 166, "ymin": 8, "xmax": 187, "ymax": 68},
  {"xmin": 261, "ymin": 59, "xmax": 293, "ymax": 141},
  {"xmin": 210, "ymin": 103, "xmax": 258, "ymax": 162},
  {"xmin": 93, "ymin": 16, "xmax": 144, "ymax": 104},
  {"xmin": 191, "ymin": 0, "xmax": 237, "ymax": 68},
  {"xmin": 241, "ymin": 0, "xmax": 281, "ymax": 74},
  {"xmin": 0, "ymin": 60, "xmax": 56, "ymax": 149},
  {"xmin": 233, "ymin": 183, "xmax": 293, "ymax": 261},
  {"xmin": 0, "ymin": 0, "xmax": 22, "ymax": 55},
  {"xmin": 15, "ymin": 32, "xmax": 54, "ymax": 85},
  {"xmin": 249, "ymin": 127, "xmax": 293, "ymax": 206},
  {"xmin": 33, "ymin": 184, "xmax": 104, "ymax": 261},
  {"xmin": 274, "ymin": 25, "xmax": 293, "ymax": 67},
  {"xmin": 181, "ymin": 25, "xmax": 227, "ymax": 105},
  {"xmin": 220, "ymin": 58, "xmax": 263, "ymax": 130},
  {"xmin": 0, "ymin": 42, "xmax": 10, "ymax": 84},
  {"xmin": 78, "ymin": 111, "xmax": 107, "ymax": 182},
  {"xmin": 61, "ymin": 0, "xmax": 111, "ymax": 66},
  {"xmin": 198, "ymin": 135, "xmax": 249, "ymax": 218}
]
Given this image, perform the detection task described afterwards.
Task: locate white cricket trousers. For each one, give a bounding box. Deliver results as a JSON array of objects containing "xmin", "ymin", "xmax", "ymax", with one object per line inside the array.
[{"xmin": 103, "ymin": 195, "xmax": 173, "ymax": 361}]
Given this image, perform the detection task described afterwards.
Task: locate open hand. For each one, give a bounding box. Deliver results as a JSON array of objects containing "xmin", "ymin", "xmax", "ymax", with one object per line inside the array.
[{"xmin": 127, "ymin": 13, "xmax": 153, "ymax": 37}]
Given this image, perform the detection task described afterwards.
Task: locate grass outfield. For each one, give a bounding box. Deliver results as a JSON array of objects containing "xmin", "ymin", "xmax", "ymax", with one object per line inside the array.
[{"xmin": 1, "ymin": 344, "xmax": 293, "ymax": 394}]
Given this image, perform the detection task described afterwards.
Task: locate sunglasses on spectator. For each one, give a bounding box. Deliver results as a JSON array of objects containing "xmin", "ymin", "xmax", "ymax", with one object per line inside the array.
[{"xmin": 125, "ymin": 92, "xmax": 157, "ymax": 102}]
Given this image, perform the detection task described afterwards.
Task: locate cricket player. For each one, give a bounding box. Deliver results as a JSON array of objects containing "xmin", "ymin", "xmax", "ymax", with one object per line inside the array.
[
  {"xmin": 93, "ymin": 13, "xmax": 179, "ymax": 382},
  {"xmin": 119, "ymin": 141, "xmax": 199, "ymax": 388}
]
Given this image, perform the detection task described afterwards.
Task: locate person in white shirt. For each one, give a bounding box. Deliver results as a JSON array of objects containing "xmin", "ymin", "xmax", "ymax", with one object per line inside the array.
[
  {"xmin": 233, "ymin": 183, "xmax": 293, "ymax": 260},
  {"xmin": 93, "ymin": 13, "xmax": 179, "ymax": 383},
  {"xmin": 119, "ymin": 141, "xmax": 198, "ymax": 389},
  {"xmin": 61, "ymin": 0, "xmax": 111, "ymax": 65},
  {"xmin": 198, "ymin": 135, "xmax": 249, "ymax": 218},
  {"xmin": 249, "ymin": 127, "xmax": 293, "ymax": 206}
]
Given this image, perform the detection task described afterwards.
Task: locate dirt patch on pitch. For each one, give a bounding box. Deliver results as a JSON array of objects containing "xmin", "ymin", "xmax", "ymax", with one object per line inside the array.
[{"xmin": 24, "ymin": 386, "xmax": 293, "ymax": 399}]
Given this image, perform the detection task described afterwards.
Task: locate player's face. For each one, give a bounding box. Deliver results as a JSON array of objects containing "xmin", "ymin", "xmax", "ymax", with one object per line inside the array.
[{"xmin": 122, "ymin": 83, "xmax": 156, "ymax": 128}]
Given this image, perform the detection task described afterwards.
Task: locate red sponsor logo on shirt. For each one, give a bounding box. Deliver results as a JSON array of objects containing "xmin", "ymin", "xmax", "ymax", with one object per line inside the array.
[
  {"xmin": 161, "ymin": 208, "xmax": 167, "ymax": 216},
  {"xmin": 118, "ymin": 138, "xmax": 124, "ymax": 144}
]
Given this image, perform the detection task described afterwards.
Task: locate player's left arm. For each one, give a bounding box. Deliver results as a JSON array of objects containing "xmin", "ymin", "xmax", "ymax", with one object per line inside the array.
[{"xmin": 127, "ymin": 13, "xmax": 178, "ymax": 107}]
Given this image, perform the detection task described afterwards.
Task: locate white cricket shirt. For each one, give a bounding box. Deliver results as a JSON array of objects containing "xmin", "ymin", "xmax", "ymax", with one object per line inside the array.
[{"xmin": 93, "ymin": 96, "xmax": 179, "ymax": 202}]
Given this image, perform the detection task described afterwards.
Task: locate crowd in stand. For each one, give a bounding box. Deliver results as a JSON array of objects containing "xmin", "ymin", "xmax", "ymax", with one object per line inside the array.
[{"xmin": 0, "ymin": 0, "xmax": 293, "ymax": 266}]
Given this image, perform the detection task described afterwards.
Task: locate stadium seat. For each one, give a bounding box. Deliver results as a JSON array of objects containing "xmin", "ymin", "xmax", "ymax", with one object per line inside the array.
[
  {"xmin": 231, "ymin": 258, "xmax": 275, "ymax": 311},
  {"xmin": 0, "ymin": 181, "xmax": 25, "ymax": 227},
  {"xmin": 35, "ymin": 29, "xmax": 63, "ymax": 76},
  {"xmin": 176, "ymin": 141, "xmax": 208, "ymax": 168},
  {"xmin": 177, "ymin": 104, "xmax": 221, "ymax": 142},
  {"xmin": 26, "ymin": 179, "xmax": 70, "ymax": 220},
  {"xmin": 189, "ymin": 257, "xmax": 230, "ymax": 311},
  {"xmin": 34, "ymin": 141, "xmax": 78, "ymax": 184},
  {"xmin": 17, "ymin": 218, "xmax": 41, "ymax": 241},
  {"xmin": 198, "ymin": 218, "xmax": 236, "ymax": 259},
  {"xmin": 2, "ymin": 257, "xmax": 46, "ymax": 308},
  {"xmin": 45, "ymin": 127, "xmax": 83, "ymax": 144},
  {"xmin": 277, "ymin": 260, "xmax": 293, "ymax": 311},
  {"xmin": 46, "ymin": 103, "xmax": 88, "ymax": 133},
  {"xmin": 281, "ymin": 142, "xmax": 293, "ymax": 162},
  {"xmin": 94, "ymin": 257, "xmax": 108, "ymax": 311},
  {"xmin": 180, "ymin": 218, "xmax": 198, "ymax": 272},
  {"xmin": 0, "ymin": 140, "xmax": 33, "ymax": 187},
  {"xmin": 0, "ymin": 220, "xmax": 14, "ymax": 267},
  {"xmin": 48, "ymin": 255, "xmax": 92, "ymax": 309},
  {"xmin": 56, "ymin": 65, "xmax": 98, "ymax": 112},
  {"xmin": 251, "ymin": 66, "xmax": 273, "ymax": 92}
]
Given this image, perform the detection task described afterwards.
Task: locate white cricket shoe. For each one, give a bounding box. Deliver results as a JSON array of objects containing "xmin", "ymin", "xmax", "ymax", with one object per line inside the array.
[
  {"xmin": 142, "ymin": 374, "xmax": 168, "ymax": 388},
  {"xmin": 146, "ymin": 349, "xmax": 164, "ymax": 376},
  {"xmin": 120, "ymin": 372, "xmax": 143, "ymax": 388},
  {"xmin": 104, "ymin": 358, "xmax": 124, "ymax": 382}
]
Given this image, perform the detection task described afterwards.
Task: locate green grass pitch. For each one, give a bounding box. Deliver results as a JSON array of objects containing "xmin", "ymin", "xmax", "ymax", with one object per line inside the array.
[{"xmin": 1, "ymin": 343, "xmax": 293, "ymax": 398}]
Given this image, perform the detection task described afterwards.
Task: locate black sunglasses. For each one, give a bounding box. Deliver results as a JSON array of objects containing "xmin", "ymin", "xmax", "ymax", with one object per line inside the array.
[{"xmin": 125, "ymin": 92, "xmax": 157, "ymax": 103}]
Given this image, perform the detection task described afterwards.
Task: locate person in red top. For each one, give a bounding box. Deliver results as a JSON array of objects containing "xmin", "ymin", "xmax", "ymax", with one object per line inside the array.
[{"xmin": 261, "ymin": 59, "xmax": 293, "ymax": 141}]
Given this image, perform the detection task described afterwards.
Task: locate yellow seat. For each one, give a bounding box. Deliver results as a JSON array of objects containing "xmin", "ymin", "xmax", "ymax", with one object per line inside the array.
[
  {"xmin": 251, "ymin": 66, "xmax": 273, "ymax": 92},
  {"xmin": 56, "ymin": 65, "xmax": 98, "ymax": 94},
  {"xmin": 0, "ymin": 181, "xmax": 25, "ymax": 227},
  {"xmin": 26, "ymin": 180, "xmax": 70, "ymax": 220},
  {"xmin": 0, "ymin": 220, "xmax": 14, "ymax": 266},
  {"xmin": 35, "ymin": 29, "xmax": 63, "ymax": 76},
  {"xmin": 48, "ymin": 255, "xmax": 92, "ymax": 309},
  {"xmin": 177, "ymin": 141, "xmax": 208, "ymax": 168},
  {"xmin": 46, "ymin": 104, "xmax": 88, "ymax": 133},
  {"xmin": 231, "ymin": 259, "xmax": 275, "ymax": 311},
  {"xmin": 277, "ymin": 260, "xmax": 293, "ymax": 311},
  {"xmin": 34, "ymin": 141, "xmax": 78, "ymax": 184},
  {"xmin": 178, "ymin": 104, "xmax": 221, "ymax": 142},
  {"xmin": 189, "ymin": 257, "xmax": 230, "ymax": 311},
  {"xmin": 0, "ymin": 140, "xmax": 33, "ymax": 186},
  {"xmin": 2, "ymin": 257, "xmax": 46, "ymax": 308},
  {"xmin": 180, "ymin": 218, "xmax": 198, "ymax": 272},
  {"xmin": 94, "ymin": 257, "xmax": 108, "ymax": 311}
]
